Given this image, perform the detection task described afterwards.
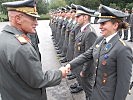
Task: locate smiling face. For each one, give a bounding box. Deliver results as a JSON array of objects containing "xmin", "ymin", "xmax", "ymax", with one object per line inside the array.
[{"xmin": 99, "ymin": 20, "xmax": 119, "ymax": 37}]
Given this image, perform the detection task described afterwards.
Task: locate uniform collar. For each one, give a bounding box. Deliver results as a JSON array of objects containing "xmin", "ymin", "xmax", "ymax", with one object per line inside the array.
[
  {"xmin": 3, "ymin": 25, "xmax": 23, "ymax": 35},
  {"xmin": 81, "ymin": 23, "xmax": 90, "ymax": 32},
  {"xmin": 68, "ymin": 18, "xmax": 72, "ymax": 22},
  {"xmin": 105, "ymin": 32, "xmax": 117, "ymax": 43}
]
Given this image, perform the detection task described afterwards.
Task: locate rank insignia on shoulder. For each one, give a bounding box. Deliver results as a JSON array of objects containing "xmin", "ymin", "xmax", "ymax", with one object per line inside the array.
[
  {"xmin": 119, "ymin": 39, "xmax": 126, "ymax": 46},
  {"xmin": 15, "ymin": 34, "xmax": 28, "ymax": 44}
]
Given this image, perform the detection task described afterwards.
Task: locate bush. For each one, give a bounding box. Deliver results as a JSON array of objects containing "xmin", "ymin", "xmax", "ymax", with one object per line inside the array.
[
  {"xmin": 38, "ymin": 14, "xmax": 50, "ymax": 20},
  {"xmin": 0, "ymin": 14, "xmax": 8, "ymax": 22}
]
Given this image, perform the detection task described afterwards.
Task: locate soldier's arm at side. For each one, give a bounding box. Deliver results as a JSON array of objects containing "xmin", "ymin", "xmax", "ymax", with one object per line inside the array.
[
  {"xmin": 81, "ymin": 32, "xmax": 97, "ymax": 75},
  {"xmin": 114, "ymin": 46, "xmax": 132, "ymax": 100}
]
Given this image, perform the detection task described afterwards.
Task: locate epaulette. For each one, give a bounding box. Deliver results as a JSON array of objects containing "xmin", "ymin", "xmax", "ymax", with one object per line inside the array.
[
  {"xmin": 15, "ymin": 34, "xmax": 28, "ymax": 45},
  {"xmin": 119, "ymin": 39, "xmax": 126, "ymax": 46}
]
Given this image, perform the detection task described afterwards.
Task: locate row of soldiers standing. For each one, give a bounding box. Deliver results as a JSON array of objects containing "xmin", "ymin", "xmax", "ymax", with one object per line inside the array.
[
  {"xmin": 49, "ymin": 4, "xmax": 98, "ymax": 100},
  {"xmin": 119, "ymin": 8, "xmax": 133, "ymax": 42}
]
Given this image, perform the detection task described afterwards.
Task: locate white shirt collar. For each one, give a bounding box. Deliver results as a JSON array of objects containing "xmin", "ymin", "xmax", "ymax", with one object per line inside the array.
[
  {"xmin": 105, "ymin": 32, "xmax": 118, "ymax": 43},
  {"xmin": 81, "ymin": 23, "xmax": 90, "ymax": 32},
  {"xmin": 68, "ymin": 18, "xmax": 72, "ymax": 22},
  {"xmin": 59, "ymin": 17, "xmax": 62, "ymax": 19},
  {"xmin": 73, "ymin": 20, "xmax": 76, "ymax": 24}
]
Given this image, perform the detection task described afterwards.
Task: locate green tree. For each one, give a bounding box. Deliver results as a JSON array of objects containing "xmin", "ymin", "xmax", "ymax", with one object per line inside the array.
[
  {"xmin": 0, "ymin": 0, "xmax": 48, "ymax": 14},
  {"xmin": 126, "ymin": 3, "xmax": 133, "ymax": 11},
  {"xmin": 0, "ymin": 0, "xmax": 12, "ymax": 14},
  {"xmin": 49, "ymin": 0, "xmax": 66, "ymax": 9},
  {"xmin": 64, "ymin": 0, "xmax": 77, "ymax": 5},
  {"xmin": 36, "ymin": 0, "xmax": 48, "ymax": 14},
  {"xmin": 76, "ymin": 0, "xmax": 101, "ymax": 10}
]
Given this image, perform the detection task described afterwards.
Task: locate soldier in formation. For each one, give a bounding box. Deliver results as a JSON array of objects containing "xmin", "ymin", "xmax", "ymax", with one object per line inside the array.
[
  {"xmin": 49, "ymin": 3, "xmax": 98, "ymax": 99},
  {"xmin": 129, "ymin": 8, "xmax": 133, "ymax": 42}
]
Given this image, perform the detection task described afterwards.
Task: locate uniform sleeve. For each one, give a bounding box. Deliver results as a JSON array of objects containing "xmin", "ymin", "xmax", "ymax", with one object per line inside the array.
[
  {"xmin": 12, "ymin": 44, "xmax": 62, "ymax": 88},
  {"xmin": 69, "ymin": 46, "xmax": 94, "ymax": 70},
  {"xmin": 114, "ymin": 46, "xmax": 132, "ymax": 100}
]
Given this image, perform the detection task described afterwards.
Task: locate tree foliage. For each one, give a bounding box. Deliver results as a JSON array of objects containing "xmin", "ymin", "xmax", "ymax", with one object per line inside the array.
[
  {"xmin": 36, "ymin": 0, "xmax": 48, "ymax": 14},
  {"xmin": 0, "ymin": 0, "xmax": 133, "ymax": 15},
  {"xmin": 49, "ymin": 0, "xmax": 67, "ymax": 9},
  {"xmin": 49, "ymin": 0, "xmax": 133, "ymax": 11},
  {"xmin": 0, "ymin": 0, "xmax": 48, "ymax": 15}
]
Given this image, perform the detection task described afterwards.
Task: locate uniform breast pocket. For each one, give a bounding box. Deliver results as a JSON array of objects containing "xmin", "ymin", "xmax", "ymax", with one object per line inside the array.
[
  {"xmin": 77, "ymin": 42, "xmax": 81, "ymax": 51},
  {"xmin": 75, "ymin": 37, "xmax": 82, "ymax": 50}
]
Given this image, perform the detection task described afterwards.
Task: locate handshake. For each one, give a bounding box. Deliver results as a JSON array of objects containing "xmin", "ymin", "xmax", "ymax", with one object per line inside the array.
[{"xmin": 59, "ymin": 64, "xmax": 71, "ymax": 78}]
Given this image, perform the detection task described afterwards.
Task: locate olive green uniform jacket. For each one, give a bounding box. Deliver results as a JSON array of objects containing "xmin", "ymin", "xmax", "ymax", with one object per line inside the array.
[
  {"xmin": 0, "ymin": 25, "xmax": 62, "ymax": 100},
  {"xmin": 69, "ymin": 34, "xmax": 132, "ymax": 100}
]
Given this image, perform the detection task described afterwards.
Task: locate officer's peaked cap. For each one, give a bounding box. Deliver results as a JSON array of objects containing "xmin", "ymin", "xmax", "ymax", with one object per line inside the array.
[
  {"xmin": 98, "ymin": 4, "xmax": 128, "ymax": 23},
  {"xmin": 65, "ymin": 5, "xmax": 71, "ymax": 12},
  {"xmin": 75, "ymin": 5, "xmax": 95, "ymax": 17},
  {"xmin": 71, "ymin": 4, "xmax": 77, "ymax": 11},
  {"xmin": 60, "ymin": 7, "xmax": 66, "ymax": 12},
  {"xmin": 2, "ymin": 0, "xmax": 40, "ymax": 18}
]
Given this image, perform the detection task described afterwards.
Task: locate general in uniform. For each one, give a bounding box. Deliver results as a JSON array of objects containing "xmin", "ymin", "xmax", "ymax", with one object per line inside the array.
[{"xmin": 0, "ymin": 0, "xmax": 67, "ymax": 100}]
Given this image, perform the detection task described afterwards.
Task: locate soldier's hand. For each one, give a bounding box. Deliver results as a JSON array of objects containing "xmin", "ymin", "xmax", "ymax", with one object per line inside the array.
[
  {"xmin": 65, "ymin": 64, "xmax": 71, "ymax": 73},
  {"xmin": 59, "ymin": 67, "xmax": 68, "ymax": 78},
  {"xmin": 80, "ymin": 71, "xmax": 84, "ymax": 77}
]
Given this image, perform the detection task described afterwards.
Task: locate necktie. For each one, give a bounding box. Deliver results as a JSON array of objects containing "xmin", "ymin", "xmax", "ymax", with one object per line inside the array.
[
  {"xmin": 100, "ymin": 38, "xmax": 106, "ymax": 53},
  {"xmin": 102, "ymin": 38, "xmax": 106, "ymax": 46}
]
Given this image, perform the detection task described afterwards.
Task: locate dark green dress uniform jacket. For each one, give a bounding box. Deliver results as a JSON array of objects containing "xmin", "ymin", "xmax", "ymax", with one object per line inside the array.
[
  {"xmin": 73, "ymin": 24, "xmax": 97, "ymax": 75},
  {"xmin": 0, "ymin": 25, "xmax": 62, "ymax": 100},
  {"xmin": 69, "ymin": 34, "xmax": 132, "ymax": 100},
  {"xmin": 58, "ymin": 19, "xmax": 68, "ymax": 50},
  {"xmin": 28, "ymin": 33, "xmax": 41, "ymax": 61},
  {"xmin": 55, "ymin": 18, "xmax": 64, "ymax": 43},
  {"xmin": 66, "ymin": 23, "xmax": 81, "ymax": 61}
]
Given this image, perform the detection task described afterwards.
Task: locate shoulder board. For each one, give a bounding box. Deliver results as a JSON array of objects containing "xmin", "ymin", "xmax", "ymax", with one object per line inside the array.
[
  {"xmin": 119, "ymin": 39, "xmax": 126, "ymax": 46},
  {"xmin": 15, "ymin": 34, "xmax": 28, "ymax": 45}
]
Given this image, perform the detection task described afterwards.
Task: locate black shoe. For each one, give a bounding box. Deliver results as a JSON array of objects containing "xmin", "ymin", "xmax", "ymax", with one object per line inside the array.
[
  {"xmin": 51, "ymin": 37, "xmax": 54, "ymax": 39},
  {"xmin": 86, "ymin": 96, "xmax": 90, "ymax": 100},
  {"xmin": 59, "ymin": 54, "xmax": 65, "ymax": 57},
  {"xmin": 56, "ymin": 50, "xmax": 61, "ymax": 54},
  {"xmin": 60, "ymin": 58, "xmax": 68, "ymax": 63},
  {"xmin": 67, "ymin": 73, "xmax": 74, "ymax": 76},
  {"xmin": 67, "ymin": 74, "xmax": 76, "ymax": 80},
  {"xmin": 55, "ymin": 47, "xmax": 59, "ymax": 50},
  {"xmin": 128, "ymin": 40, "xmax": 133, "ymax": 42},
  {"xmin": 70, "ymin": 83, "xmax": 78, "ymax": 89},
  {"xmin": 70, "ymin": 86, "xmax": 83, "ymax": 93},
  {"xmin": 123, "ymin": 38, "xmax": 127, "ymax": 40}
]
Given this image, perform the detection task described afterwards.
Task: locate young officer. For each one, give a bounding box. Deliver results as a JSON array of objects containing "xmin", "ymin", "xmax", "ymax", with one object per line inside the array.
[{"xmin": 65, "ymin": 4, "xmax": 132, "ymax": 100}]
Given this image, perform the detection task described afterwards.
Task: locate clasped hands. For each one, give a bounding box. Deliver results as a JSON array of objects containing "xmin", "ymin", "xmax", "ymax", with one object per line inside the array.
[{"xmin": 59, "ymin": 64, "xmax": 71, "ymax": 78}]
